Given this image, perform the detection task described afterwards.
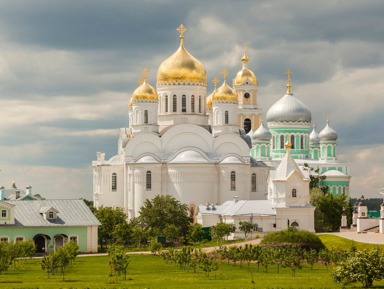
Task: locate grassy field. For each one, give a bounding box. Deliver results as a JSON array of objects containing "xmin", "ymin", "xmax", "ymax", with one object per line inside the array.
[
  {"xmin": 318, "ymin": 234, "xmax": 384, "ymax": 251},
  {"xmin": 1, "ymin": 253, "xmax": 384, "ymax": 289}
]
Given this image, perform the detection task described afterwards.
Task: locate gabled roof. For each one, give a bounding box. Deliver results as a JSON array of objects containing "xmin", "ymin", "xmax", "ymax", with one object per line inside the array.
[
  {"xmin": 39, "ymin": 206, "xmax": 59, "ymax": 214},
  {"xmin": 2, "ymin": 200, "xmax": 100, "ymax": 227},
  {"xmin": 273, "ymin": 151, "xmax": 306, "ymax": 181}
]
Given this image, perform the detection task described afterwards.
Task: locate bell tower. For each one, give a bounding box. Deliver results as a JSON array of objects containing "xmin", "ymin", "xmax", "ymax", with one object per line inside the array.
[{"xmin": 233, "ymin": 44, "xmax": 262, "ymax": 134}]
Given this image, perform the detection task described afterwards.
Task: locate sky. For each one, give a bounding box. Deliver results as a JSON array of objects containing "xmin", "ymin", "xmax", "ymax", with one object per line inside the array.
[{"xmin": 0, "ymin": 0, "xmax": 383, "ymax": 199}]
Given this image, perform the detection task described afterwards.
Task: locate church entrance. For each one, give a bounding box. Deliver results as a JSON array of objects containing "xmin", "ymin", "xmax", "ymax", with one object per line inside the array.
[
  {"xmin": 54, "ymin": 234, "xmax": 67, "ymax": 250},
  {"xmin": 34, "ymin": 235, "xmax": 48, "ymax": 253},
  {"xmin": 244, "ymin": 118, "xmax": 252, "ymax": 134}
]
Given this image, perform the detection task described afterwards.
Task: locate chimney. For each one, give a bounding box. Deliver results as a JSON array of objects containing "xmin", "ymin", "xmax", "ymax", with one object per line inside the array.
[
  {"xmin": 97, "ymin": 152, "xmax": 105, "ymax": 163},
  {"xmin": 234, "ymin": 196, "xmax": 239, "ymax": 203},
  {"xmin": 26, "ymin": 186, "xmax": 32, "ymax": 196},
  {"xmin": 15, "ymin": 190, "xmax": 20, "ymax": 199},
  {"xmin": 0, "ymin": 186, "xmax": 4, "ymax": 201}
]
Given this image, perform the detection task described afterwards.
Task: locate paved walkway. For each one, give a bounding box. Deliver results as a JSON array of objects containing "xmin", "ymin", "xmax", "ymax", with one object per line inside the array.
[{"xmin": 320, "ymin": 232, "xmax": 384, "ymax": 245}]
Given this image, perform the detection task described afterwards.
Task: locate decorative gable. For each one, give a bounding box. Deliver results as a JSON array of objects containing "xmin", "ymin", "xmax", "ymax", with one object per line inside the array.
[
  {"xmin": 39, "ymin": 206, "xmax": 59, "ymax": 220},
  {"xmin": 0, "ymin": 201, "xmax": 15, "ymax": 225}
]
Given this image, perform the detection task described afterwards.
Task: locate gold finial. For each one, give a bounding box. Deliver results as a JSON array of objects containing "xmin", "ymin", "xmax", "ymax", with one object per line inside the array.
[
  {"xmin": 285, "ymin": 69, "xmax": 293, "ymax": 94},
  {"xmin": 212, "ymin": 77, "xmax": 219, "ymax": 89},
  {"xmin": 313, "ymin": 117, "xmax": 316, "ymax": 128},
  {"xmin": 177, "ymin": 24, "xmax": 187, "ymax": 44},
  {"xmin": 221, "ymin": 69, "xmax": 229, "ymax": 82},
  {"xmin": 285, "ymin": 136, "xmax": 292, "ymax": 149},
  {"xmin": 137, "ymin": 76, "xmax": 144, "ymax": 85},
  {"xmin": 12, "ymin": 180, "xmax": 15, "ymax": 185},
  {"xmin": 242, "ymin": 43, "xmax": 249, "ymax": 62},
  {"xmin": 141, "ymin": 68, "xmax": 150, "ymax": 80},
  {"xmin": 326, "ymin": 112, "xmax": 330, "ymax": 124}
]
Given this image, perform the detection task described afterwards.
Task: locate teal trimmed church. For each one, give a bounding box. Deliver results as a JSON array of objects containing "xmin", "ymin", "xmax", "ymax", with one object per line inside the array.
[{"xmin": 250, "ymin": 71, "xmax": 350, "ymax": 196}]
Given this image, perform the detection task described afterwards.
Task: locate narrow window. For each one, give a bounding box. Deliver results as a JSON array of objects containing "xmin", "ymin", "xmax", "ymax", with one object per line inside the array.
[
  {"xmin": 70, "ymin": 236, "xmax": 78, "ymax": 243},
  {"xmin": 112, "ymin": 173, "xmax": 117, "ymax": 191},
  {"xmin": 144, "ymin": 110, "xmax": 148, "ymax": 124},
  {"xmin": 191, "ymin": 95, "xmax": 195, "ymax": 113},
  {"xmin": 165, "ymin": 95, "xmax": 168, "ymax": 113},
  {"xmin": 244, "ymin": 118, "xmax": 252, "ymax": 134},
  {"xmin": 251, "ymin": 173, "xmax": 257, "ymax": 192},
  {"xmin": 291, "ymin": 135, "xmax": 295, "ymax": 149},
  {"xmin": 173, "ymin": 95, "xmax": 177, "ymax": 112},
  {"xmin": 16, "ymin": 237, "xmax": 24, "ymax": 243},
  {"xmin": 300, "ymin": 135, "xmax": 304, "ymax": 149},
  {"xmin": 182, "ymin": 95, "xmax": 186, "ymax": 112},
  {"xmin": 0, "ymin": 237, "xmax": 8, "ymax": 242},
  {"xmin": 199, "ymin": 96, "xmax": 202, "ymax": 113},
  {"xmin": 230, "ymin": 171, "xmax": 236, "ymax": 191},
  {"xmin": 1, "ymin": 210, "xmax": 6, "ymax": 218},
  {"xmin": 292, "ymin": 189, "xmax": 297, "ymax": 198},
  {"xmin": 273, "ymin": 135, "xmax": 276, "ymax": 149},
  {"xmin": 225, "ymin": 111, "xmax": 229, "ymax": 124},
  {"xmin": 146, "ymin": 171, "xmax": 152, "ymax": 190},
  {"xmin": 280, "ymin": 135, "xmax": 285, "ymax": 149},
  {"xmin": 48, "ymin": 212, "xmax": 54, "ymax": 219}
]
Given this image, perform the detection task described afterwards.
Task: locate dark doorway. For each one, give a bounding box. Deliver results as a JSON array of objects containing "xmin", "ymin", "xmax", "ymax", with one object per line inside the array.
[
  {"xmin": 34, "ymin": 236, "xmax": 46, "ymax": 253},
  {"xmin": 244, "ymin": 118, "xmax": 252, "ymax": 134}
]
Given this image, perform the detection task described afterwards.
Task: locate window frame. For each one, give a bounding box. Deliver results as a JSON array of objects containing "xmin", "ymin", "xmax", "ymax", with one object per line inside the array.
[
  {"xmin": 292, "ymin": 188, "xmax": 297, "ymax": 198},
  {"xmin": 146, "ymin": 171, "xmax": 152, "ymax": 191},
  {"xmin": 1, "ymin": 209, "xmax": 6, "ymax": 218},
  {"xmin": 251, "ymin": 173, "xmax": 257, "ymax": 192},
  {"xmin": 112, "ymin": 173, "xmax": 117, "ymax": 191},
  {"xmin": 69, "ymin": 235, "xmax": 78, "ymax": 244},
  {"xmin": 173, "ymin": 95, "xmax": 177, "ymax": 112},
  {"xmin": 191, "ymin": 95, "xmax": 195, "ymax": 113},
  {"xmin": 165, "ymin": 95, "xmax": 168, "ymax": 113},
  {"xmin": 144, "ymin": 110, "xmax": 148, "ymax": 124},
  {"xmin": 230, "ymin": 171, "xmax": 236, "ymax": 191},
  {"xmin": 182, "ymin": 95, "xmax": 186, "ymax": 112},
  {"xmin": 225, "ymin": 111, "xmax": 229, "ymax": 124}
]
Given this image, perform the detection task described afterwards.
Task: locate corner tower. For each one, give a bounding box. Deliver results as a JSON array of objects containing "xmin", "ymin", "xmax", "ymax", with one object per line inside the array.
[{"xmin": 233, "ymin": 44, "xmax": 262, "ymax": 134}]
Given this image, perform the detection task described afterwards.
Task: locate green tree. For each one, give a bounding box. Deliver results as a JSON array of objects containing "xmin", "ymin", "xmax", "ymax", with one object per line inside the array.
[
  {"xmin": 187, "ymin": 223, "xmax": 204, "ymax": 243},
  {"xmin": 112, "ymin": 222, "xmax": 133, "ymax": 246},
  {"xmin": 131, "ymin": 227, "xmax": 149, "ymax": 247},
  {"xmin": 150, "ymin": 241, "xmax": 163, "ymax": 255},
  {"xmin": 56, "ymin": 246, "xmax": 71, "ymax": 280},
  {"xmin": 303, "ymin": 163, "xmax": 327, "ymax": 193},
  {"xmin": 211, "ymin": 222, "xmax": 235, "ymax": 243},
  {"xmin": 139, "ymin": 195, "xmax": 192, "ymax": 238},
  {"xmin": 317, "ymin": 193, "xmax": 348, "ymax": 231},
  {"xmin": 333, "ymin": 249, "xmax": 384, "ymax": 288},
  {"xmin": 0, "ymin": 242, "xmax": 11, "ymax": 274},
  {"xmin": 108, "ymin": 244, "xmax": 131, "ymax": 281},
  {"xmin": 164, "ymin": 224, "xmax": 180, "ymax": 244},
  {"xmin": 95, "ymin": 207, "xmax": 127, "ymax": 248},
  {"xmin": 41, "ymin": 252, "xmax": 58, "ymax": 279},
  {"xmin": 309, "ymin": 187, "xmax": 324, "ymax": 206},
  {"xmin": 239, "ymin": 221, "xmax": 253, "ymax": 238}
]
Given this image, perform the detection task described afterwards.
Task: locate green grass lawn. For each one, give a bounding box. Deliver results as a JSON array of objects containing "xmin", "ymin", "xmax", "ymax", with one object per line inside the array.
[
  {"xmin": 1, "ymin": 253, "xmax": 384, "ymax": 289},
  {"xmin": 318, "ymin": 234, "xmax": 384, "ymax": 251}
]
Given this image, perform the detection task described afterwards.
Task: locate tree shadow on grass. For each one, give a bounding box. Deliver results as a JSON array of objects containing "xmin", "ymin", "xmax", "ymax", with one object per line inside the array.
[{"xmin": 0, "ymin": 281, "xmax": 22, "ymax": 283}]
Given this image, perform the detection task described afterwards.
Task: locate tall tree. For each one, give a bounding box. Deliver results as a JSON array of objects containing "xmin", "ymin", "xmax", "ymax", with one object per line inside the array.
[
  {"xmin": 95, "ymin": 207, "xmax": 127, "ymax": 248},
  {"xmin": 139, "ymin": 195, "xmax": 192, "ymax": 237},
  {"xmin": 317, "ymin": 193, "xmax": 348, "ymax": 231}
]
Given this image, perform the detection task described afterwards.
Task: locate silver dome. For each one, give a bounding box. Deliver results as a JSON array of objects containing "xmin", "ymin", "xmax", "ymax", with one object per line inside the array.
[
  {"xmin": 319, "ymin": 122, "xmax": 338, "ymax": 141},
  {"xmin": 266, "ymin": 93, "xmax": 311, "ymax": 123},
  {"xmin": 309, "ymin": 126, "xmax": 320, "ymax": 145},
  {"xmin": 252, "ymin": 121, "xmax": 272, "ymax": 141}
]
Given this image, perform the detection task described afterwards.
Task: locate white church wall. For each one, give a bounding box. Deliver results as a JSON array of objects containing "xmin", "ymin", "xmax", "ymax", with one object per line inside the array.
[{"xmin": 218, "ymin": 164, "xmax": 250, "ymax": 203}]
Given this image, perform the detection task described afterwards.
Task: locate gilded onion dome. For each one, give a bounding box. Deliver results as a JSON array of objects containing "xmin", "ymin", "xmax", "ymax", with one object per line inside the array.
[
  {"xmin": 319, "ymin": 120, "xmax": 338, "ymax": 141},
  {"xmin": 309, "ymin": 124, "xmax": 320, "ymax": 145},
  {"xmin": 157, "ymin": 25, "xmax": 207, "ymax": 84},
  {"xmin": 233, "ymin": 44, "xmax": 258, "ymax": 86},
  {"xmin": 207, "ymin": 76, "xmax": 220, "ymax": 108},
  {"xmin": 129, "ymin": 70, "xmax": 158, "ymax": 107},
  {"xmin": 212, "ymin": 69, "xmax": 238, "ymax": 103},
  {"xmin": 252, "ymin": 120, "xmax": 272, "ymax": 141},
  {"xmin": 266, "ymin": 71, "xmax": 311, "ymax": 123}
]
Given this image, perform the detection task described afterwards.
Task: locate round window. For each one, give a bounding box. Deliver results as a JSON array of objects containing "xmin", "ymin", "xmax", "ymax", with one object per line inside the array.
[{"xmin": 244, "ymin": 92, "xmax": 250, "ymax": 99}]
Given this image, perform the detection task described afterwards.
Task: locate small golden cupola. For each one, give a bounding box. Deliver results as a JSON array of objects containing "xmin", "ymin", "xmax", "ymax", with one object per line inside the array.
[
  {"xmin": 157, "ymin": 24, "xmax": 207, "ymax": 85},
  {"xmin": 206, "ymin": 76, "xmax": 220, "ymax": 108},
  {"xmin": 212, "ymin": 69, "xmax": 238, "ymax": 103},
  {"xmin": 129, "ymin": 68, "xmax": 158, "ymax": 107},
  {"xmin": 233, "ymin": 44, "xmax": 258, "ymax": 86}
]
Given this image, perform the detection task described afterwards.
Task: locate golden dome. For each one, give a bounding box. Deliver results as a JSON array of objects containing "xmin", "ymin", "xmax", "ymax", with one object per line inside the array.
[
  {"xmin": 157, "ymin": 25, "xmax": 207, "ymax": 84},
  {"xmin": 212, "ymin": 70, "xmax": 238, "ymax": 103},
  {"xmin": 129, "ymin": 72, "xmax": 158, "ymax": 107},
  {"xmin": 206, "ymin": 76, "xmax": 220, "ymax": 108},
  {"xmin": 233, "ymin": 68, "xmax": 258, "ymax": 86}
]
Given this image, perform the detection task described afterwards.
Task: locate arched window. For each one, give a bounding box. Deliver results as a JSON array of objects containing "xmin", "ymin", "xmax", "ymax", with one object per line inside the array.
[
  {"xmin": 292, "ymin": 188, "xmax": 297, "ymax": 198},
  {"xmin": 182, "ymin": 95, "xmax": 186, "ymax": 112},
  {"xmin": 291, "ymin": 135, "xmax": 295, "ymax": 149},
  {"xmin": 273, "ymin": 135, "xmax": 276, "ymax": 149},
  {"xmin": 291, "ymin": 221, "xmax": 299, "ymax": 227},
  {"xmin": 251, "ymin": 173, "xmax": 257, "ymax": 192},
  {"xmin": 280, "ymin": 135, "xmax": 285, "ymax": 149},
  {"xmin": 144, "ymin": 110, "xmax": 148, "ymax": 124},
  {"xmin": 199, "ymin": 96, "xmax": 202, "ymax": 113},
  {"xmin": 225, "ymin": 111, "xmax": 229, "ymax": 124},
  {"xmin": 191, "ymin": 95, "xmax": 195, "ymax": 113},
  {"xmin": 112, "ymin": 173, "xmax": 117, "ymax": 191},
  {"xmin": 300, "ymin": 135, "xmax": 304, "ymax": 149},
  {"xmin": 230, "ymin": 171, "xmax": 236, "ymax": 191},
  {"xmin": 244, "ymin": 118, "xmax": 251, "ymax": 134},
  {"xmin": 165, "ymin": 95, "xmax": 168, "ymax": 113},
  {"xmin": 146, "ymin": 171, "xmax": 151, "ymax": 191},
  {"xmin": 327, "ymin": 145, "xmax": 332, "ymax": 157},
  {"xmin": 173, "ymin": 95, "xmax": 177, "ymax": 112}
]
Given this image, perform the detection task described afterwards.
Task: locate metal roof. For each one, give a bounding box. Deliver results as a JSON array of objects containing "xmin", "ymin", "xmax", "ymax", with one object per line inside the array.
[
  {"xmin": 3, "ymin": 200, "xmax": 100, "ymax": 227},
  {"xmin": 199, "ymin": 200, "xmax": 276, "ymax": 216}
]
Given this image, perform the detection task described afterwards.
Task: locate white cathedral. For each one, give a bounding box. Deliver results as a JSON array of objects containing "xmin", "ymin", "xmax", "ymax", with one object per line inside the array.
[{"xmin": 93, "ymin": 25, "xmax": 351, "ymax": 234}]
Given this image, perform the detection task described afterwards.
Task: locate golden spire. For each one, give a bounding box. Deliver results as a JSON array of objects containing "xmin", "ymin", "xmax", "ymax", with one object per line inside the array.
[
  {"xmin": 221, "ymin": 68, "xmax": 229, "ymax": 83},
  {"xmin": 141, "ymin": 68, "xmax": 150, "ymax": 81},
  {"xmin": 313, "ymin": 117, "xmax": 316, "ymax": 128},
  {"xmin": 285, "ymin": 135, "xmax": 292, "ymax": 149},
  {"xmin": 285, "ymin": 69, "xmax": 293, "ymax": 94},
  {"xmin": 212, "ymin": 76, "xmax": 219, "ymax": 90},
  {"xmin": 242, "ymin": 43, "xmax": 249, "ymax": 62},
  {"xmin": 137, "ymin": 76, "xmax": 144, "ymax": 85},
  {"xmin": 177, "ymin": 24, "xmax": 187, "ymax": 45},
  {"xmin": 326, "ymin": 112, "xmax": 330, "ymax": 124}
]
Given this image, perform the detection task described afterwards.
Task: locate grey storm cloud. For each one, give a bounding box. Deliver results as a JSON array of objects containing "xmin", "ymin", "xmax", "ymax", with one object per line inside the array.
[{"xmin": 0, "ymin": 0, "xmax": 383, "ymax": 199}]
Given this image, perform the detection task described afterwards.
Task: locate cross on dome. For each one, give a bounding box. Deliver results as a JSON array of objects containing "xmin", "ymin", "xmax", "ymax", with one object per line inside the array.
[
  {"xmin": 212, "ymin": 76, "xmax": 219, "ymax": 89},
  {"xmin": 137, "ymin": 76, "xmax": 144, "ymax": 85},
  {"xmin": 141, "ymin": 68, "xmax": 150, "ymax": 80},
  {"xmin": 313, "ymin": 117, "xmax": 316, "ymax": 128},
  {"xmin": 221, "ymin": 69, "xmax": 229, "ymax": 81},
  {"xmin": 285, "ymin": 69, "xmax": 293, "ymax": 94},
  {"xmin": 177, "ymin": 24, "xmax": 187, "ymax": 45},
  {"xmin": 242, "ymin": 43, "xmax": 249, "ymax": 62}
]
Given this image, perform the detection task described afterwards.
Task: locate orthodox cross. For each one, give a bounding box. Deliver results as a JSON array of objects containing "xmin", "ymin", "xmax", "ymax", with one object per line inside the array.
[
  {"xmin": 221, "ymin": 69, "xmax": 229, "ymax": 81},
  {"xmin": 177, "ymin": 24, "xmax": 187, "ymax": 38},
  {"xmin": 137, "ymin": 76, "xmax": 144, "ymax": 85},
  {"xmin": 285, "ymin": 69, "xmax": 293, "ymax": 94},
  {"xmin": 212, "ymin": 76, "xmax": 219, "ymax": 89},
  {"xmin": 141, "ymin": 68, "xmax": 150, "ymax": 80}
]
